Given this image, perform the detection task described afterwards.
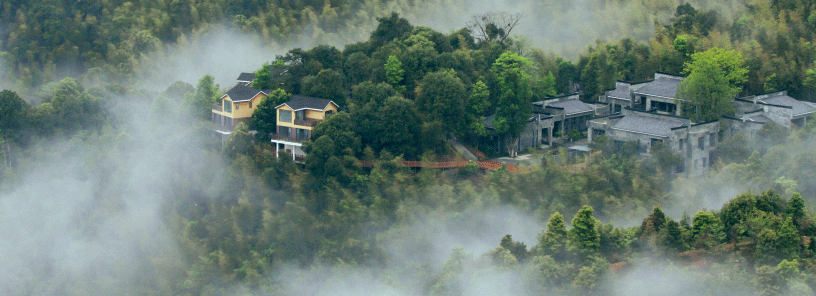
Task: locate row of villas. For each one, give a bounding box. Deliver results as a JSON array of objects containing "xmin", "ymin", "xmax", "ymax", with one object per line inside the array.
[
  {"xmin": 212, "ymin": 71, "xmax": 815, "ymax": 174},
  {"xmin": 593, "ymin": 73, "xmax": 815, "ymax": 174},
  {"xmin": 484, "ymin": 93, "xmax": 603, "ymax": 154},
  {"xmin": 212, "ymin": 73, "xmax": 338, "ymax": 160},
  {"xmin": 497, "ymin": 72, "xmax": 815, "ymax": 175}
]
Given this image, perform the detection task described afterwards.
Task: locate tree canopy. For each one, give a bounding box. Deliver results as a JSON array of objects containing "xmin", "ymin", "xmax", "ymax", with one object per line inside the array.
[
  {"xmin": 491, "ymin": 52, "xmax": 532, "ymax": 157},
  {"xmin": 677, "ymin": 47, "xmax": 748, "ymax": 122}
]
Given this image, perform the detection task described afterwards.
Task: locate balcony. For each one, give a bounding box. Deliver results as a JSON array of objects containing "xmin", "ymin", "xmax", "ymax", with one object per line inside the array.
[
  {"xmin": 293, "ymin": 118, "xmax": 321, "ymax": 127},
  {"xmin": 212, "ymin": 103, "xmax": 223, "ymax": 112},
  {"xmin": 212, "ymin": 117, "xmax": 246, "ymax": 133},
  {"xmin": 631, "ymin": 103, "xmax": 647, "ymax": 112},
  {"xmin": 213, "ymin": 122, "xmax": 234, "ymax": 134},
  {"xmin": 270, "ymin": 133, "xmax": 310, "ymax": 143}
]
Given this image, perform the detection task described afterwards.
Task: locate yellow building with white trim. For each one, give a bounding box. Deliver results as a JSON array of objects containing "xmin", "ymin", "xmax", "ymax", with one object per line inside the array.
[
  {"xmin": 271, "ymin": 95, "xmax": 339, "ymax": 160},
  {"xmin": 212, "ymin": 81, "xmax": 270, "ymax": 137}
]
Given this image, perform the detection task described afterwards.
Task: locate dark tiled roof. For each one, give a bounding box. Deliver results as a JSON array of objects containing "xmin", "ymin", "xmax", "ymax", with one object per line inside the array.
[
  {"xmin": 278, "ymin": 95, "xmax": 337, "ymax": 111},
  {"xmin": 612, "ymin": 114, "xmax": 686, "ymax": 137},
  {"xmin": 748, "ymin": 114, "xmax": 770, "ymax": 123},
  {"xmin": 634, "ymin": 76, "xmax": 683, "ymax": 99},
  {"xmin": 237, "ymin": 72, "xmax": 256, "ymax": 82},
  {"xmin": 548, "ymin": 99, "xmax": 594, "ymax": 115},
  {"xmin": 224, "ymin": 85, "xmax": 265, "ymax": 102},
  {"xmin": 759, "ymin": 95, "xmax": 816, "ymax": 117},
  {"xmin": 607, "ymin": 85, "xmax": 631, "ymax": 100}
]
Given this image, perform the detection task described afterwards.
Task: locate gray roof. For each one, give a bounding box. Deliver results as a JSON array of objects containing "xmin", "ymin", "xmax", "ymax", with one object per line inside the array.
[
  {"xmin": 607, "ymin": 84, "xmax": 631, "ymax": 100},
  {"xmin": 237, "ymin": 72, "xmax": 256, "ymax": 82},
  {"xmin": 277, "ymin": 95, "xmax": 337, "ymax": 111},
  {"xmin": 547, "ymin": 99, "xmax": 594, "ymax": 115},
  {"xmin": 748, "ymin": 114, "xmax": 770, "ymax": 123},
  {"xmin": 759, "ymin": 95, "xmax": 816, "ymax": 116},
  {"xmin": 634, "ymin": 76, "xmax": 683, "ymax": 99},
  {"xmin": 223, "ymin": 85, "xmax": 265, "ymax": 102},
  {"xmin": 612, "ymin": 114, "xmax": 686, "ymax": 137}
]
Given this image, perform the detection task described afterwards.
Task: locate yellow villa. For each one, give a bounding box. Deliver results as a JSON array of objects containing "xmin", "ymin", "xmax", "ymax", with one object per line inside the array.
[
  {"xmin": 212, "ymin": 82, "xmax": 270, "ymax": 138},
  {"xmin": 271, "ymin": 95, "xmax": 338, "ymax": 160}
]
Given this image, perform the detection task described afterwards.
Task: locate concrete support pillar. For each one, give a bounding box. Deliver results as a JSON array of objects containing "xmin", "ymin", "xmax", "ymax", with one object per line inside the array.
[
  {"xmin": 548, "ymin": 128, "xmax": 553, "ymax": 145},
  {"xmin": 275, "ymin": 143, "xmax": 279, "ymax": 158}
]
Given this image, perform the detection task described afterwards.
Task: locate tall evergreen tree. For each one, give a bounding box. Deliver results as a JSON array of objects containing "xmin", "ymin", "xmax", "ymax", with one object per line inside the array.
[
  {"xmin": 569, "ymin": 205, "xmax": 600, "ymax": 258},
  {"xmin": 786, "ymin": 193, "xmax": 807, "ymax": 226},
  {"xmin": 0, "ymin": 90, "xmax": 29, "ymax": 144},
  {"xmin": 538, "ymin": 212, "xmax": 568, "ymax": 258},
  {"xmin": 491, "ymin": 52, "xmax": 532, "ymax": 157},
  {"xmin": 187, "ymin": 74, "xmax": 219, "ymax": 119}
]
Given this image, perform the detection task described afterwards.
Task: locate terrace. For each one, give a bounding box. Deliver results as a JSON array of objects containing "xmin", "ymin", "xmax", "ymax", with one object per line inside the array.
[{"xmin": 270, "ymin": 133, "xmax": 310, "ymax": 143}]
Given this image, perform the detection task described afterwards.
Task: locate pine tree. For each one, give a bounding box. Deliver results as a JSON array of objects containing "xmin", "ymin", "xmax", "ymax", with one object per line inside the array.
[
  {"xmin": 787, "ymin": 193, "xmax": 807, "ymax": 228},
  {"xmin": 661, "ymin": 219, "xmax": 686, "ymax": 252},
  {"xmin": 569, "ymin": 206, "xmax": 600, "ymax": 258},
  {"xmin": 538, "ymin": 212, "xmax": 567, "ymax": 257}
]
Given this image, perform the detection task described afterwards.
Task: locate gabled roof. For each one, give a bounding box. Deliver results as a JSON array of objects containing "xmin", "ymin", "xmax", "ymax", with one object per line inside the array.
[
  {"xmin": 237, "ymin": 72, "xmax": 256, "ymax": 83},
  {"xmin": 276, "ymin": 95, "xmax": 338, "ymax": 111},
  {"xmin": 758, "ymin": 94, "xmax": 816, "ymax": 117},
  {"xmin": 612, "ymin": 113, "xmax": 687, "ymax": 137},
  {"xmin": 633, "ymin": 76, "xmax": 683, "ymax": 99},
  {"xmin": 547, "ymin": 99, "xmax": 594, "ymax": 116},
  {"xmin": 222, "ymin": 85, "xmax": 267, "ymax": 102}
]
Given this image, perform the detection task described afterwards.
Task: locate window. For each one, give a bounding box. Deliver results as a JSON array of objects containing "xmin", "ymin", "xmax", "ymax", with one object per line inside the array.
[
  {"xmin": 279, "ymin": 126, "xmax": 291, "ymax": 137},
  {"xmin": 325, "ymin": 110, "xmax": 334, "ymax": 117},
  {"xmin": 296, "ymin": 110, "xmax": 306, "ymax": 121},
  {"xmin": 279, "ymin": 110, "xmax": 292, "ymax": 122},
  {"xmin": 679, "ymin": 139, "xmax": 684, "ymax": 151},
  {"xmin": 710, "ymin": 133, "xmax": 716, "ymax": 146},
  {"xmin": 694, "ymin": 159, "xmax": 698, "ymax": 170},
  {"xmin": 296, "ymin": 128, "xmax": 310, "ymax": 140},
  {"xmin": 224, "ymin": 100, "xmax": 232, "ymax": 112},
  {"xmin": 235, "ymin": 102, "xmax": 239, "ymax": 110},
  {"xmin": 249, "ymin": 102, "xmax": 252, "ymax": 108},
  {"xmin": 698, "ymin": 136, "xmax": 705, "ymax": 150},
  {"xmin": 702, "ymin": 158, "xmax": 707, "ymax": 168}
]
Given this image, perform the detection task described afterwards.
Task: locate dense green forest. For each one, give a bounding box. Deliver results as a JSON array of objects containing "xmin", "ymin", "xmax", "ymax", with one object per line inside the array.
[{"xmin": 4, "ymin": 0, "xmax": 816, "ymax": 295}]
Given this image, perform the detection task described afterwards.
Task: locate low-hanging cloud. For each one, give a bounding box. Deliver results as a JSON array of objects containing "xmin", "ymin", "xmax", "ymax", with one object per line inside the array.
[
  {"xmin": 0, "ymin": 96, "xmax": 224, "ymax": 294},
  {"xmin": 0, "ymin": 0, "xmax": 763, "ymax": 293}
]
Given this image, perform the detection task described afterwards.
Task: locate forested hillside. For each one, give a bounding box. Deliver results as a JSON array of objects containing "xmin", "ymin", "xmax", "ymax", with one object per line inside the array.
[
  {"xmin": 5, "ymin": 0, "xmax": 812, "ymax": 97},
  {"xmin": 3, "ymin": 0, "xmax": 816, "ymax": 295}
]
